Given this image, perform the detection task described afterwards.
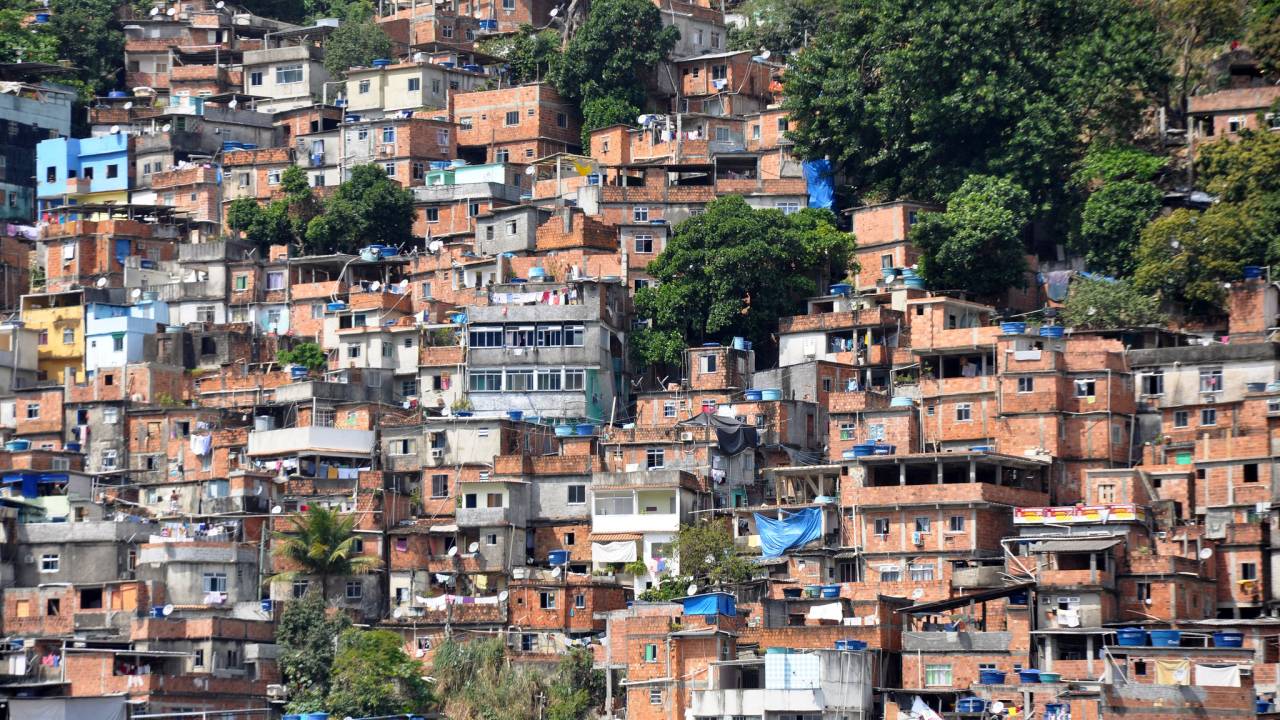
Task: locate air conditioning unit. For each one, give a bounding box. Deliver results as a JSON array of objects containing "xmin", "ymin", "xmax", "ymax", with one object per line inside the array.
[
  {"xmin": 380, "ymin": 144, "xmax": 395, "ymax": 156},
  {"xmin": 265, "ymin": 684, "xmax": 288, "ymax": 701},
  {"xmin": 430, "ymin": 448, "xmax": 443, "ymax": 460},
  {"xmin": 911, "ymin": 532, "xmax": 924, "ymax": 546},
  {"xmin": 679, "ymin": 431, "xmax": 694, "ymax": 442}
]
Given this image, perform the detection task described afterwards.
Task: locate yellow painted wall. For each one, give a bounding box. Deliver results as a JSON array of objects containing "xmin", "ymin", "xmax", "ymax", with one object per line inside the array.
[{"xmin": 21, "ymin": 304, "xmax": 85, "ymax": 381}]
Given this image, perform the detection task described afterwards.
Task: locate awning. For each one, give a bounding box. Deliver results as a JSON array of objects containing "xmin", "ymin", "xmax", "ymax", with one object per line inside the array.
[
  {"xmin": 1027, "ymin": 538, "xmax": 1124, "ymax": 553},
  {"xmin": 589, "ymin": 533, "xmax": 643, "ymax": 542},
  {"xmin": 896, "ymin": 582, "xmax": 1035, "ymax": 615}
]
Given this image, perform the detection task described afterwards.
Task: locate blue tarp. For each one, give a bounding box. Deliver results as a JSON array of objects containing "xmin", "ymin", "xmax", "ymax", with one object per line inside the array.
[
  {"xmin": 755, "ymin": 507, "xmax": 823, "ymax": 558},
  {"xmin": 682, "ymin": 593, "xmax": 737, "ymax": 617},
  {"xmin": 1, "ymin": 472, "xmax": 68, "ymax": 499},
  {"xmin": 803, "ymin": 159, "xmax": 834, "ymax": 210}
]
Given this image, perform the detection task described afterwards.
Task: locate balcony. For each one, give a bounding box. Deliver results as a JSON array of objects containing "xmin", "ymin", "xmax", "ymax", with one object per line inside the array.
[
  {"xmin": 848, "ymin": 482, "xmax": 1048, "ymax": 509},
  {"xmin": 456, "ymin": 506, "xmax": 515, "ymax": 527},
  {"xmin": 778, "ymin": 307, "xmax": 904, "ymax": 334},
  {"xmin": 903, "ymin": 631, "xmax": 1012, "ymax": 653},
  {"xmin": 952, "ymin": 565, "xmax": 1006, "ymax": 588},
  {"xmin": 247, "ymin": 425, "xmax": 375, "ymax": 458},
  {"xmin": 1039, "ymin": 567, "xmax": 1115, "ymax": 590}
]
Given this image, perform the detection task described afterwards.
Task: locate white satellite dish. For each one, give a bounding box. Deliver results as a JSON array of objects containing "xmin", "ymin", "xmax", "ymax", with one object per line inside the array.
[
  {"xmin": 149, "ymin": 6, "xmax": 159, "ymax": 14},
  {"xmin": 165, "ymin": 7, "xmax": 176, "ymax": 15},
  {"xmin": 95, "ymin": 277, "xmax": 108, "ymax": 288},
  {"xmin": 686, "ymin": 583, "xmax": 698, "ymax": 596},
  {"xmin": 447, "ymin": 545, "xmax": 458, "ymax": 557},
  {"xmin": 398, "ymin": 278, "xmax": 409, "ymax": 291},
  {"xmin": 162, "ymin": 604, "xmax": 174, "ymax": 616},
  {"xmin": 911, "ymin": 588, "xmax": 925, "ymax": 599},
  {"xmin": 548, "ymin": 6, "xmax": 558, "ymax": 16},
  {"xmin": 228, "ymin": 98, "xmax": 238, "ymax": 109},
  {"xmin": 468, "ymin": 541, "xmax": 479, "ymax": 553},
  {"xmin": 123, "ymin": 101, "xmax": 133, "ymax": 110},
  {"xmin": 109, "ymin": 125, "xmax": 120, "ymax": 134},
  {"xmin": 498, "ymin": 590, "xmax": 509, "ymax": 602},
  {"xmin": 990, "ymin": 701, "xmax": 1005, "ymax": 714},
  {"xmin": 369, "ymin": 281, "xmax": 382, "ymax": 292},
  {"xmin": 215, "ymin": 1, "xmax": 224, "ymax": 7},
  {"xmin": 131, "ymin": 288, "xmax": 142, "ymax": 300},
  {"xmin": 393, "ymin": 607, "xmax": 404, "ymax": 618},
  {"xmin": 271, "ymin": 505, "xmax": 282, "ymax": 514},
  {"xmin": 551, "ymin": 566, "xmax": 562, "ymax": 578},
  {"xmin": 1199, "ymin": 547, "xmax": 1214, "ymax": 560},
  {"xmin": 524, "ymin": 166, "xmax": 535, "ymax": 175},
  {"xmin": 161, "ymin": 123, "xmax": 171, "ymax": 132},
  {"xmin": 428, "ymin": 240, "xmax": 443, "ymax": 253}
]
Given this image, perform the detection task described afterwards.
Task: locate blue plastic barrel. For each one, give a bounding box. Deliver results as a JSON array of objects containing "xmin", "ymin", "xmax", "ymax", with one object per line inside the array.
[
  {"xmin": 65, "ymin": 442, "xmax": 80, "ymax": 452},
  {"xmin": 372, "ymin": 58, "xmax": 391, "ymax": 67},
  {"xmin": 34, "ymin": 13, "xmax": 50, "ymax": 23},
  {"xmin": 889, "ymin": 396, "xmax": 913, "ymax": 407},
  {"xmin": 528, "ymin": 267, "xmax": 546, "ymax": 280},
  {"xmin": 732, "ymin": 336, "xmax": 747, "ymax": 350},
  {"xmin": 261, "ymin": 599, "xmax": 273, "ymax": 612},
  {"xmin": 548, "ymin": 550, "xmax": 569, "ymax": 566},
  {"xmin": 290, "ymin": 366, "xmax": 309, "ymax": 379},
  {"xmin": 302, "ymin": 714, "xmax": 329, "ymax": 720},
  {"xmin": 760, "ymin": 389, "xmax": 782, "ymax": 401},
  {"xmin": 1258, "ymin": 699, "xmax": 1273, "ymax": 713},
  {"xmin": 957, "ymin": 697, "xmax": 987, "ymax": 713},
  {"xmin": 507, "ymin": 410, "xmax": 523, "ymax": 421},
  {"xmin": 1148, "ymin": 630, "xmax": 1182, "ymax": 647},
  {"xmin": 1019, "ymin": 668, "xmax": 1041, "ymax": 683},
  {"xmin": 107, "ymin": 90, "xmax": 128, "ymax": 98},
  {"xmin": 744, "ymin": 389, "xmax": 763, "ymax": 401},
  {"xmin": 820, "ymin": 585, "xmax": 841, "ymax": 598},
  {"xmin": 5, "ymin": 439, "xmax": 30, "ymax": 451},
  {"xmin": 835, "ymin": 639, "xmax": 866, "ymax": 650},
  {"xmin": 871, "ymin": 444, "xmax": 895, "ymax": 455},
  {"xmin": 1039, "ymin": 325, "xmax": 1065, "ymax": 338},
  {"xmin": 1213, "ymin": 631, "xmax": 1244, "ymax": 647},
  {"xmin": 904, "ymin": 277, "xmax": 926, "ymax": 289},
  {"xmin": 1001, "ymin": 322, "xmax": 1027, "ymax": 335},
  {"xmin": 851, "ymin": 444, "xmax": 875, "ymax": 457},
  {"xmin": 829, "ymin": 283, "xmax": 852, "ymax": 295},
  {"xmin": 841, "ymin": 449, "xmax": 859, "ymax": 460},
  {"xmin": 1245, "ymin": 265, "xmax": 1264, "ymax": 279},
  {"xmin": 1115, "ymin": 628, "xmax": 1147, "ymax": 646},
  {"xmin": 554, "ymin": 425, "xmax": 574, "ymax": 437},
  {"xmin": 978, "ymin": 669, "xmax": 1006, "ymax": 685},
  {"xmin": 574, "ymin": 423, "xmax": 594, "ymax": 436}
]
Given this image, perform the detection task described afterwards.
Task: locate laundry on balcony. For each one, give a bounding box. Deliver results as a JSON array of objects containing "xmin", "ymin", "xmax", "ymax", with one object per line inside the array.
[
  {"xmin": 591, "ymin": 540, "xmax": 638, "ymax": 563},
  {"xmin": 754, "ymin": 507, "xmax": 823, "ymax": 557}
]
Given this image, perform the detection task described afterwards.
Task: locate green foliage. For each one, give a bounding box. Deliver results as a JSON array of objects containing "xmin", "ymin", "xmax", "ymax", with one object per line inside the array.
[
  {"xmin": 782, "ymin": 0, "xmax": 1167, "ymax": 209},
  {"xmin": 305, "ymin": 164, "xmax": 415, "ymax": 254},
  {"xmin": 1061, "ymin": 277, "xmax": 1168, "ymax": 329},
  {"xmin": 670, "ymin": 520, "xmax": 756, "ymax": 587},
  {"xmin": 1074, "ymin": 143, "xmax": 1167, "ymax": 186},
  {"xmin": 322, "ymin": 4, "xmax": 394, "ymax": 79},
  {"xmin": 728, "ymin": 0, "xmax": 833, "ymax": 55},
  {"xmin": 431, "ymin": 637, "xmax": 543, "ymax": 720},
  {"xmin": 553, "ymin": 0, "xmax": 678, "ymax": 108},
  {"xmin": 580, "ymin": 95, "xmax": 639, "ymax": 148},
  {"xmin": 276, "ymin": 591, "xmax": 351, "ymax": 713},
  {"xmin": 1075, "ymin": 180, "xmax": 1164, "ymax": 277},
  {"xmin": 1251, "ymin": 0, "xmax": 1280, "ymax": 75},
  {"xmin": 271, "ymin": 506, "xmax": 381, "ymax": 601},
  {"xmin": 226, "ymin": 198, "xmax": 292, "ymax": 251},
  {"xmin": 277, "ymin": 342, "xmax": 328, "ymax": 371},
  {"xmin": 48, "ymin": 0, "xmax": 127, "ymax": 101},
  {"xmin": 1197, "ymin": 127, "xmax": 1280, "ymax": 202},
  {"xmin": 911, "ymin": 175, "xmax": 1031, "ymax": 296},
  {"xmin": 638, "ymin": 575, "xmax": 693, "ymax": 602},
  {"xmin": 1145, "ymin": 0, "xmax": 1244, "ymax": 109},
  {"xmin": 0, "ymin": 10, "xmax": 59, "ymax": 65},
  {"xmin": 545, "ymin": 648, "xmax": 606, "ymax": 720},
  {"xmin": 1134, "ymin": 205, "xmax": 1267, "ymax": 315},
  {"xmin": 479, "ymin": 25, "xmax": 561, "ymax": 84},
  {"xmin": 633, "ymin": 196, "xmax": 854, "ymax": 368},
  {"xmin": 325, "ymin": 629, "xmax": 433, "ymax": 718}
]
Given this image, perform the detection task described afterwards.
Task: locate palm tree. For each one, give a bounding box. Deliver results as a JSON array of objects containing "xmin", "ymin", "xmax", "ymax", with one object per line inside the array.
[{"xmin": 271, "ymin": 506, "xmax": 380, "ymax": 602}]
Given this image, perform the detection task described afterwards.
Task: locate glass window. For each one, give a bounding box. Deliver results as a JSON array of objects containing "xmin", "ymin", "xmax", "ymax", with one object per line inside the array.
[
  {"xmin": 568, "ymin": 484, "xmax": 586, "ymax": 504},
  {"xmin": 1199, "ymin": 368, "xmax": 1223, "ymax": 393},
  {"xmin": 949, "ymin": 515, "xmax": 965, "ymax": 532},
  {"xmin": 1174, "ymin": 410, "xmax": 1189, "ymax": 428},
  {"xmin": 536, "ymin": 325, "xmax": 563, "ymax": 347},
  {"xmin": 564, "ymin": 369, "xmax": 585, "ymax": 390},
  {"xmin": 924, "ymin": 664, "xmax": 952, "ymax": 687},
  {"xmin": 408, "ymin": 77, "xmax": 420, "ymax": 91},
  {"xmin": 346, "ymin": 581, "xmax": 363, "ymax": 599},
  {"xmin": 646, "ymin": 448, "xmax": 665, "ymax": 469},
  {"xmin": 382, "ymin": 126, "xmax": 396, "ymax": 143},
  {"xmin": 634, "ymin": 235, "xmax": 654, "ymax": 253},
  {"xmin": 1017, "ymin": 377, "xmax": 1033, "ymax": 393},
  {"xmin": 505, "ymin": 111, "xmax": 519, "ymax": 126},
  {"xmin": 633, "ymin": 206, "xmax": 649, "ymax": 222},
  {"xmin": 275, "ymin": 64, "xmax": 303, "ymax": 84},
  {"xmin": 564, "ymin": 325, "xmax": 585, "ymax": 346},
  {"xmin": 873, "ymin": 518, "xmax": 889, "ymax": 536},
  {"xmin": 878, "ymin": 564, "xmax": 900, "ymax": 582},
  {"xmin": 202, "ymin": 573, "xmax": 227, "ymax": 593},
  {"xmin": 469, "ymin": 327, "xmax": 503, "ymax": 347},
  {"xmin": 955, "ymin": 403, "xmax": 971, "ymax": 422},
  {"xmin": 536, "ymin": 369, "xmax": 562, "ymax": 391},
  {"xmin": 1201, "ymin": 408, "xmax": 1218, "ymax": 426},
  {"xmin": 909, "ymin": 563, "xmax": 935, "ymax": 581},
  {"xmin": 505, "ymin": 369, "xmax": 534, "ymax": 391},
  {"xmin": 469, "ymin": 370, "xmax": 502, "ymax": 391}
]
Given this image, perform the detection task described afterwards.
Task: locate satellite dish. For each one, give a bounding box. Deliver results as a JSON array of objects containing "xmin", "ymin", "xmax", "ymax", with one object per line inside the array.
[
  {"xmin": 548, "ymin": 6, "xmax": 558, "ymax": 16},
  {"xmin": 96, "ymin": 277, "xmax": 108, "ymax": 288},
  {"xmin": 468, "ymin": 542, "xmax": 479, "ymax": 553},
  {"xmin": 428, "ymin": 240, "xmax": 443, "ymax": 253},
  {"xmin": 131, "ymin": 288, "xmax": 142, "ymax": 300},
  {"xmin": 990, "ymin": 701, "xmax": 1005, "ymax": 714},
  {"xmin": 551, "ymin": 566, "xmax": 562, "ymax": 578},
  {"xmin": 149, "ymin": 6, "xmax": 159, "ymax": 14},
  {"xmin": 1199, "ymin": 547, "xmax": 1214, "ymax": 560},
  {"xmin": 393, "ymin": 607, "xmax": 404, "ymax": 618},
  {"xmin": 161, "ymin": 123, "xmax": 171, "ymax": 132},
  {"xmin": 498, "ymin": 590, "xmax": 509, "ymax": 602},
  {"xmin": 215, "ymin": 0, "xmax": 224, "ymax": 7},
  {"xmin": 369, "ymin": 281, "xmax": 382, "ymax": 292},
  {"xmin": 447, "ymin": 546, "xmax": 458, "ymax": 557},
  {"xmin": 911, "ymin": 588, "xmax": 925, "ymax": 599},
  {"xmin": 165, "ymin": 6, "xmax": 176, "ymax": 15},
  {"xmin": 524, "ymin": 166, "xmax": 536, "ymax": 175},
  {"xmin": 228, "ymin": 98, "xmax": 238, "ymax": 109},
  {"xmin": 271, "ymin": 505, "xmax": 282, "ymax": 514},
  {"xmin": 759, "ymin": 49, "xmax": 771, "ymax": 60},
  {"xmin": 398, "ymin": 278, "xmax": 410, "ymax": 291},
  {"xmin": 686, "ymin": 583, "xmax": 698, "ymax": 596},
  {"xmin": 255, "ymin": 485, "xmax": 263, "ymax": 495},
  {"xmin": 109, "ymin": 125, "xmax": 120, "ymax": 134},
  {"xmin": 162, "ymin": 604, "xmax": 174, "ymax": 616},
  {"xmin": 123, "ymin": 101, "xmax": 133, "ymax": 110}
]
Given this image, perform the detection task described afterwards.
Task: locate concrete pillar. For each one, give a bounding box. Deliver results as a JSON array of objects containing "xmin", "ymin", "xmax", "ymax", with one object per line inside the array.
[
  {"xmin": 968, "ymin": 459, "xmax": 976, "ymax": 483},
  {"xmin": 899, "ymin": 462, "xmax": 906, "ymax": 486},
  {"xmin": 936, "ymin": 460, "xmax": 943, "ymax": 484}
]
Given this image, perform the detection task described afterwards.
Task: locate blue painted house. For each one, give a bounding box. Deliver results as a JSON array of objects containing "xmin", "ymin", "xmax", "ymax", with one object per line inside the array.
[
  {"xmin": 36, "ymin": 133, "xmax": 131, "ymax": 215},
  {"xmin": 84, "ymin": 297, "xmax": 169, "ymax": 374}
]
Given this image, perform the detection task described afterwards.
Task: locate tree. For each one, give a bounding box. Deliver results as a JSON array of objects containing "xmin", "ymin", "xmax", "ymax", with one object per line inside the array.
[
  {"xmin": 322, "ymin": 4, "xmax": 394, "ymax": 79},
  {"xmin": 728, "ymin": 0, "xmax": 834, "ymax": 55},
  {"xmin": 580, "ymin": 95, "xmax": 639, "ymax": 148},
  {"xmin": 305, "ymin": 163, "xmax": 415, "ymax": 254},
  {"xmin": 0, "ymin": 10, "xmax": 59, "ymax": 65},
  {"xmin": 782, "ymin": 0, "xmax": 1167, "ymax": 211},
  {"xmin": 1250, "ymin": 0, "xmax": 1280, "ymax": 75},
  {"xmin": 431, "ymin": 637, "xmax": 542, "ymax": 720},
  {"xmin": 633, "ymin": 196, "xmax": 855, "ymax": 368},
  {"xmin": 670, "ymin": 520, "xmax": 755, "ymax": 587},
  {"xmin": 225, "ymin": 198, "xmax": 292, "ymax": 252},
  {"xmin": 277, "ymin": 342, "xmax": 328, "ymax": 371},
  {"xmin": 1141, "ymin": 0, "xmax": 1243, "ymax": 120},
  {"xmin": 911, "ymin": 175, "xmax": 1031, "ymax": 297},
  {"xmin": 325, "ymin": 629, "xmax": 433, "ymax": 718},
  {"xmin": 545, "ymin": 648, "xmax": 605, "ymax": 720},
  {"xmin": 1134, "ymin": 205, "xmax": 1267, "ymax": 315},
  {"xmin": 1074, "ymin": 143, "xmax": 1168, "ymax": 186},
  {"xmin": 276, "ymin": 591, "xmax": 351, "ymax": 713},
  {"xmin": 1075, "ymin": 181, "xmax": 1164, "ymax": 277},
  {"xmin": 271, "ymin": 506, "xmax": 380, "ymax": 602},
  {"xmin": 553, "ymin": 0, "xmax": 678, "ymax": 108},
  {"xmin": 1061, "ymin": 277, "xmax": 1168, "ymax": 329},
  {"xmin": 479, "ymin": 25, "xmax": 561, "ymax": 85},
  {"xmin": 1197, "ymin": 127, "xmax": 1280, "ymax": 202}
]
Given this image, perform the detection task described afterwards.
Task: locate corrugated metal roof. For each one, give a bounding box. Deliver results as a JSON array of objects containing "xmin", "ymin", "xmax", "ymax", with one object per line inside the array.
[{"xmin": 1028, "ymin": 538, "xmax": 1124, "ymax": 553}]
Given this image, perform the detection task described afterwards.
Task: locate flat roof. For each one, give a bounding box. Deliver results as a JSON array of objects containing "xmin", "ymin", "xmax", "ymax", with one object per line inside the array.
[{"xmin": 897, "ymin": 582, "xmax": 1034, "ymax": 615}]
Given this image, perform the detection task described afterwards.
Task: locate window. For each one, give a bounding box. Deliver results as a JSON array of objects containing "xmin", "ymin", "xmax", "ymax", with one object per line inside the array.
[
  {"xmin": 1196, "ymin": 368, "xmax": 1225, "ymax": 395},
  {"xmin": 948, "ymin": 515, "xmax": 965, "ymax": 533},
  {"xmin": 646, "ymin": 448, "xmax": 665, "ymax": 469},
  {"xmin": 495, "ymin": 149, "xmax": 509, "ymax": 163},
  {"xmin": 432, "ymin": 79, "xmax": 441, "ymax": 94},
  {"xmin": 644, "ymin": 644, "xmax": 658, "ymax": 662},
  {"xmin": 408, "ymin": 77, "xmax": 420, "ymax": 92},
  {"xmin": 663, "ymin": 401, "xmax": 677, "ymax": 418},
  {"xmin": 568, "ymin": 484, "xmax": 586, "ymax": 504},
  {"xmin": 438, "ymin": 129, "xmax": 450, "ymax": 146},
  {"xmin": 564, "ymin": 326, "xmax": 585, "ymax": 347},
  {"xmin": 106, "ymin": 164, "xmax": 119, "ymax": 179},
  {"xmin": 1141, "ymin": 370, "xmax": 1164, "ymax": 396},
  {"xmin": 389, "ymin": 438, "xmax": 414, "ymax": 455},
  {"xmin": 202, "ymin": 573, "xmax": 227, "ymax": 593},
  {"xmin": 346, "ymin": 581, "xmax": 363, "ymax": 599},
  {"xmin": 914, "ymin": 517, "xmax": 931, "ymax": 533},
  {"xmin": 275, "ymin": 64, "xmax": 303, "ymax": 84},
  {"xmin": 459, "ymin": 116, "xmax": 473, "ymax": 129},
  {"xmin": 62, "ymin": 327, "xmax": 74, "ymax": 345},
  {"xmin": 312, "ymin": 303, "xmax": 325, "ymax": 319},
  {"xmin": 1174, "ymin": 410, "xmax": 1189, "ymax": 428},
  {"xmin": 776, "ymin": 201, "xmax": 800, "ymax": 215},
  {"xmin": 574, "ymin": 593, "xmax": 586, "ymax": 609},
  {"xmin": 357, "ymin": 79, "xmax": 370, "ymax": 94},
  {"xmin": 878, "ymin": 564, "xmax": 901, "ymax": 582},
  {"xmin": 1242, "ymin": 562, "xmax": 1258, "ymax": 580},
  {"xmin": 648, "ymin": 688, "xmax": 663, "ymax": 705},
  {"xmin": 413, "ymin": 162, "xmax": 426, "ymax": 180},
  {"xmin": 102, "ymin": 449, "xmax": 118, "ymax": 470},
  {"xmin": 564, "ymin": 368, "xmax": 585, "ymax": 390},
  {"xmin": 234, "ymin": 274, "xmax": 248, "ymax": 291},
  {"xmin": 469, "ymin": 327, "xmax": 503, "ymax": 347},
  {"xmin": 40, "ymin": 554, "xmax": 59, "ymax": 572},
  {"xmin": 469, "ymin": 370, "xmax": 502, "ymax": 391},
  {"xmin": 506, "ymin": 368, "xmax": 535, "ymax": 391},
  {"xmin": 924, "ymin": 664, "xmax": 953, "ymax": 687},
  {"xmin": 710, "ymin": 32, "xmax": 721, "ymax": 49},
  {"xmin": 266, "ymin": 271, "xmax": 284, "ymax": 290},
  {"xmin": 1075, "ymin": 378, "xmax": 1096, "ymax": 397},
  {"xmin": 874, "ymin": 518, "xmax": 889, "ymax": 537},
  {"xmin": 539, "ymin": 591, "xmax": 556, "ymax": 609},
  {"xmin": 1245, "ymin": 463, "xmax": 1259, "ymax": 483},
  {"xmin": 250, "ymin": 71, "xmax": 263, "ymax": 86},
  {"xmin": 427, "ymin": 474, "xmax": 449, "ymax": 498},
  {"xmin": 633, "ymin": 205, "xmax": 649, "ymax": 222},
  {"xmin": 955, "ymin": 403, "xmax": 971, "ymax": 422},
  {"xmin": 1017, "ymin": 377, "xmax": 1033, "ymax": 393},
  {"xmin": 382, "ymin": 126, "xmax": 396, "ymax": 143},
  {"xmin": 384, "ymin": 162, "xmax": 396, "ymax": 176},
  {"xmin": 346, "ymin": 344, "xmax": 361, "ymax": 359},
  {"xmin": 1201, "ymin": 408, "xmax": 1218, "ymax": 426},
  {"xmin": 634, "ymin": 234, "xmax": 654, "ymax": 253},
  {"xmin": 711, "ymin": 64, "xmax": 727, "ymax": 80},
  {"xmin": 1097, "ymin": 483, "xmax": 1116, "ymax": 503},
  {"xmin": 25, "ymin": 403, "xmax": 39, "ymax": 419},
  {"xmin": 909, "ymin": 563, "xmax": 935, "ymax": 582},
  {"xmin": 1228, "ymin": 116, "xmax": 1244, "ymax": 133},
  {"xmin": 699, "ymin": 353, "xmax": 717, "ymax": 373},
  {"xmin": 504, "ymin": 110, "xmax": 520, "ymax": 126},
  {"xmin": 425, "ymin": 207, "xmax": 439, "ymax": 223}
]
